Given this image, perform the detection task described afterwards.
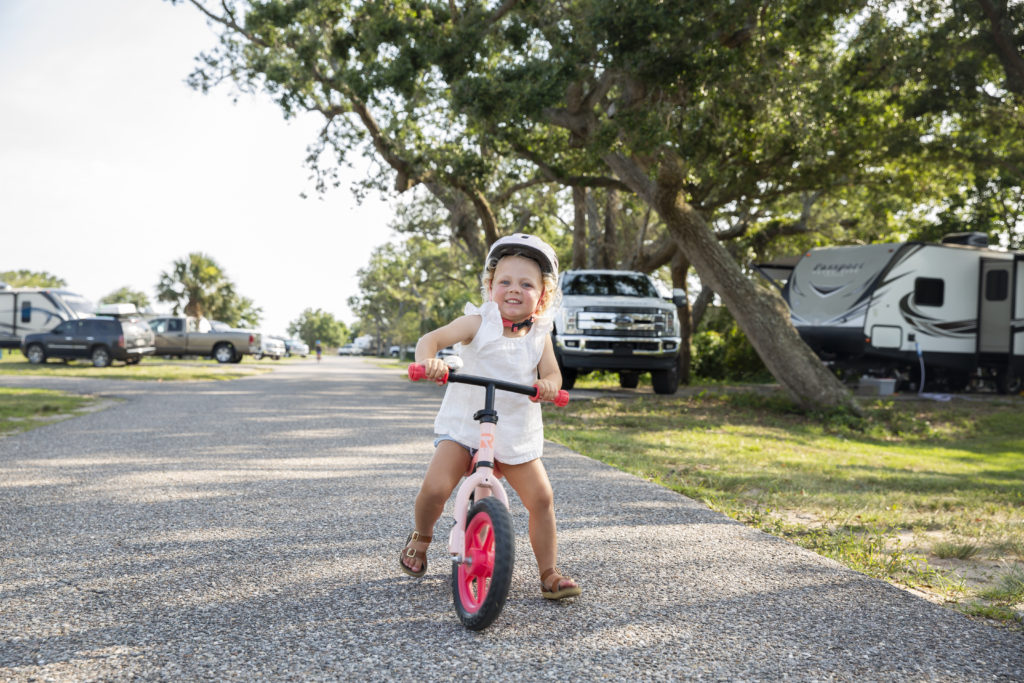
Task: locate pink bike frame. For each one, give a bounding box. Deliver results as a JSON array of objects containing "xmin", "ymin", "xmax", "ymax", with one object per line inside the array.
[
  {"xmin": 407, "ymin": 362, "xmax": 568, "ymax": 564},
  {"xmin": 448, "ymin": 423, "xmax": 511, "ymax": 563}
]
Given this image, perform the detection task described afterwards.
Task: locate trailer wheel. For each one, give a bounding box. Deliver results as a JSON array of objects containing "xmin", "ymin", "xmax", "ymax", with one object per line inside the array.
[{"xmin": 996, "ymin": 370, "xmax": 1021, "ymax": 395}]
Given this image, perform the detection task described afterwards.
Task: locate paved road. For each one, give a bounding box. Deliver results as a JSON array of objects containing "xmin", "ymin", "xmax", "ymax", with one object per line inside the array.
[{"xmin": 1, "ymin": 358, "xmax": 1021, "ymax": 681}]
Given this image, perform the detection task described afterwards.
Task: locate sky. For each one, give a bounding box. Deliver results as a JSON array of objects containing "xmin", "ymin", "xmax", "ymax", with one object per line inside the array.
[{"xmin": 0, "ymin": 0, "xmax": 398, "ymax": 336}]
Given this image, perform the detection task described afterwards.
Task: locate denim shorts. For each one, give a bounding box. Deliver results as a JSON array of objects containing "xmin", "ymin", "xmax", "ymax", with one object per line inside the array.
[{"xmin": 434, "ymin": 434, "xmax": 478, "ymax": 457}]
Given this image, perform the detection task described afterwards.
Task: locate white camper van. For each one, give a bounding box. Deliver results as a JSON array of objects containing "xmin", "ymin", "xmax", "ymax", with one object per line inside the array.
[
  {"xmin": 0, "ymin": 286, "xmax": 94, "ymax": 349},
  {"xmin": 758, "ymin": 233, "xmax": 1024, "ymax": 393}
]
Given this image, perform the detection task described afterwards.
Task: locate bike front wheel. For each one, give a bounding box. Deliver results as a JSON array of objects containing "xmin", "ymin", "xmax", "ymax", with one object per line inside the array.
[{"xmin": 451, "ymin": 496, "xmax": 515, "ymax": 631}]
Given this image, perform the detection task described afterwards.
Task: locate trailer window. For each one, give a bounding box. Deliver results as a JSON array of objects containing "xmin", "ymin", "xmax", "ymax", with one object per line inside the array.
[
  {"xmin": 21, "ymin": 301, "xmax": 31, "ymax": 323},
  {"xmin": 914, "ymin": 278, "xmax": 944, "ymax": 307},
  {"xmin": 985, "ymin": 270, "xmax": 1009, "ymax": 301}
]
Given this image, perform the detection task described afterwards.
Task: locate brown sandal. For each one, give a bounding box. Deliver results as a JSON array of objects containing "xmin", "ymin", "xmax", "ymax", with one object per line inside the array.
[
  {"xmin": 540, "ymin": 568, "xmax": 581, "ymax": 600},
  {"xmin": 399, "ymin": 531, "xmax": 432, "ymax": 578}
]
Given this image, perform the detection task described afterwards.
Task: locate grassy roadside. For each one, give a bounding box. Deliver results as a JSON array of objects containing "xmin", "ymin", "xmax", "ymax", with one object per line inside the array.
[
  {"xmin": 544, "ymin": 381, "xmax": 1024, "ymax": 628},
  {"xmin": 0, "ymin": 352, "xmax": 276, "ymax": 380},
  {"xmin": 0, "ymin": 387, "xmax": 101, "ymax": 436}
]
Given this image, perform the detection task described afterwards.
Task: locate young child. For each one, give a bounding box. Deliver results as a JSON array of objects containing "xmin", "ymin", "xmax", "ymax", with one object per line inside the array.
[{"xmin": 400, "ymin": 233, "xmax": 581, "ymax": 600}]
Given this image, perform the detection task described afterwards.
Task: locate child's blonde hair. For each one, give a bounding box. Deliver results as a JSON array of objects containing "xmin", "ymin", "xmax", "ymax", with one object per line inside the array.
[{"xmin": 480, "ymin": 248, "xmax": 561, "ymax": 317}]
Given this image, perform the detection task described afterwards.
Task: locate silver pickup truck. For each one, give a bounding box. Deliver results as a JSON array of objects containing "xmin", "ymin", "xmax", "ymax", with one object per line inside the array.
[
  {"xmin": 552, "ymin": 270, "xmax": 685, "ymax": 394},
  {"xmin": 147, "ymin": 316, "xmax": 259, "ymax": 363}
]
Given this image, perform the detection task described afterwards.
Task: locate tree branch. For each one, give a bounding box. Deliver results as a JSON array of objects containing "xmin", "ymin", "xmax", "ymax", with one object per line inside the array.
[{"xmin": 976, "ymin": 0, "xmax": 1024, "ymax": 94}]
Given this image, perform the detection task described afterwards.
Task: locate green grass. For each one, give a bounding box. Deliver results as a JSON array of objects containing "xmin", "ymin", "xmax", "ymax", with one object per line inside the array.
[
  {"xmin": 0, "ymin": 352, "xmax": 273, "ymax": 381},
  {"xmin": 544, "ymin": 387, "xmax": 1024, "ymax": 626},
  {"xmin": 0, "ymin": 387, "xmax": 99, "ymax": 436}
]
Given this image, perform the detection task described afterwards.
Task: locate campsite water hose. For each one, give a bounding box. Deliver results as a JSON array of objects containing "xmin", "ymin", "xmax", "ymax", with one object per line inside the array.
[
  {"xmin": 916, "ymin": 341, "xmax": 952, "ymax": 402},
  {"xmin": 916, "ymin": 341, "xmax": 924, "ymax": 396}
]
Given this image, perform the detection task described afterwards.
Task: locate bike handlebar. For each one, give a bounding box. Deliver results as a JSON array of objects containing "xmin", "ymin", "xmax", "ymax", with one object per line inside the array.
[{"xmin": 408, "ymin": 363, "xmax": 570, "ymax": 407}]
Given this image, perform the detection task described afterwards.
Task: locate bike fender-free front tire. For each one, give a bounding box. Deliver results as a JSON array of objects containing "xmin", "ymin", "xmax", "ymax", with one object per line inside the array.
[{"xmin": 451, "ymin": 496, "xmax": 514, "ymax": 631}]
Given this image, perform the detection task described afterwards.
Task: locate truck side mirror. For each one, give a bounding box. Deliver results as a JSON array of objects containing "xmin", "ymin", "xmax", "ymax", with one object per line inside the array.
[{"xmin": 671, "ymin": 288, "xmax": 687, "ymax": 307}]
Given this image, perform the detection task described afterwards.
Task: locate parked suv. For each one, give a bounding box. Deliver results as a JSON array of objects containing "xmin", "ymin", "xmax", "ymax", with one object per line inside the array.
[
  {"xmin": 21, "ymin": 317, "xmax": 156, "ymax": 367},
  {"xmin": 552, "ymin": 270, "xmax": 685, "ymax": 394}
]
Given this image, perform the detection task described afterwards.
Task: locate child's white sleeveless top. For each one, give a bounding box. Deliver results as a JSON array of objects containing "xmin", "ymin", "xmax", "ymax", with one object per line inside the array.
[{"xmin": 434, "ymin": 301, "xmax": 551, "ymax": 465}]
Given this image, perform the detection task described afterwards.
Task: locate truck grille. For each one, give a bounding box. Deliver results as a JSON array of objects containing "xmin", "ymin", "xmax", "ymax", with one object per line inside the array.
[
  {"xmin": 576, "ymin": 307, "xmax": 669, "ymax": 336},
  {"xmin": 585, "ymin": 341, "xmax": 662, "ymax": 352}
]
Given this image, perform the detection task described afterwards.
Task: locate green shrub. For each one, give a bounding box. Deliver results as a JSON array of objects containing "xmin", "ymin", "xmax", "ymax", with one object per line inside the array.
[
  {"xmin": 692, "ymin": 330, "xmax": 727, "ymax": 379},
  {"xmin": 691, "ymin": 323, "xmax": 769, "ymax": 382}
]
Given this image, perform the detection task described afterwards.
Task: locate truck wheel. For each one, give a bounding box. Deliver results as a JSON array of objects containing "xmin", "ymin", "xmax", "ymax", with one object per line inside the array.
[
  {"xmin": 652, "ymin": 366, "xmax": 679, "ymax": 394},
  {"xmin": 619, "ymin": 372, "xmax": 639, "ymax": 389},
  {"xmin": 230, "ymin": 352, "xmax": 244, "ymax": 364},
  {"xmin": 91, "ymin": 346, "xmax": 112, "ymax": 368},
  {"xmin": 561, "ymin": 367, "xmax": 577, "ymax": 391},
  {"xmin": 25, "ymin": 344, "xmax": 46, "ymax": 364},
  {"xmin": 213, "ymin": 344, "xmax": 236, "ymax": 364}
]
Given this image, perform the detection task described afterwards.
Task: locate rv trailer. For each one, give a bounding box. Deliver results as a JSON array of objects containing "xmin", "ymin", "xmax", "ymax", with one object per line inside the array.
[
  {"xmin": 0, "ymin": 286, "xmax": 94, "ymax": 349},
  {"xmin": 757, "ymin": 233, "xmax": 1024, "ymax": 393}
]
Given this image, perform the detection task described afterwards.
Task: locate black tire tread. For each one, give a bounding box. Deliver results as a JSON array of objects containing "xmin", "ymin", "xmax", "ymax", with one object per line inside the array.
[{"xmin": 451, "ymin": 496, "xmax": 515, "ymax": 631}]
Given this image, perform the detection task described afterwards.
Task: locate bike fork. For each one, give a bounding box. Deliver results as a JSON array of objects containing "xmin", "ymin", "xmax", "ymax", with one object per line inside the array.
[{"xmin": 448, "ymin": 422, "xmax": 510, "ymax": 563}]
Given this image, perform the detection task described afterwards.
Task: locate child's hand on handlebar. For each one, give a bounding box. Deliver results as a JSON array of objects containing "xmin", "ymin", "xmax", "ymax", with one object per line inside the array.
[
  {"xmin": 533, "ymin": 378, "xmax": 560, "ymax": 402},
  {"xmin": 418, "ymin": 357, "xmax": 450, "ymax": 382}
]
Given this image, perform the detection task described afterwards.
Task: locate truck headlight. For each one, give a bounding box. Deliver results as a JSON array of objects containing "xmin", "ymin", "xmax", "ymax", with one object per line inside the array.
[
  {"xmin": 665, "ymin": 312, "xmax": 677, "ymax": 336},
  {"xmin": 564, "ymin": 309, "xmax": 580, "ymax": 334}
]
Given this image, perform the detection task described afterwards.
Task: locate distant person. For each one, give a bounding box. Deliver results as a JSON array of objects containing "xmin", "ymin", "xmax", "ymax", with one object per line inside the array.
[{"xmin": 315, "ymin": 340, "xmax": 322, "ymax": 363}]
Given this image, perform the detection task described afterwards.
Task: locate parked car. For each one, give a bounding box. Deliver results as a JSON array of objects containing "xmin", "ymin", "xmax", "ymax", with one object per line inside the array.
[
  {"xmin": 389, "ymin": 345, "xmax": 415, "ymax": 358},
  {"xmin": 282, "ymin": 338, "xmax": 309, "ymax": 357},
  {"xmin": 21, "ymin": 316, "xmax": 156, "ymax": 367},
  {"xmin": 338, "ymin": 343, "xmax": 361, "ymax": 356},
  {"xmin": 437, "ymin": 346, "xmax": 457, "ymax": 358},
  {"xmin": 253, "ymin": 335, "xmax": 287, "ymax": 360},
  {"xmin": 147, "ymin": 316, "xmax": 259, "ymax": 363}
]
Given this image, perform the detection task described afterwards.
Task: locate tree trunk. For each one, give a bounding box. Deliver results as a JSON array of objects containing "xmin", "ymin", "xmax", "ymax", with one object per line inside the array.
[
  {"xmin": 585, "ymin": 191, "xmax": 602, "ymax": 267},
  {"xmin": 604, "ymin": 189, "xmax": 619, "ymax": 268},
  {"xmin": 691, "ymin": 285, "xmax": 715, "ymax": 331},
  {"xmin": 605, "ymin": 152, "xmax": 860, "ymax": 413},
  {"xmin": 572, "ymin": 185, "xmax": 587, "ymax": 269}
]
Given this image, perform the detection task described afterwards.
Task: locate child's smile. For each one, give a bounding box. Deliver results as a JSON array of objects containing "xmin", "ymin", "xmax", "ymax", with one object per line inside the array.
[{"xmin": 489, "ymin": 255, "xmax": 544, "ymax": 324}]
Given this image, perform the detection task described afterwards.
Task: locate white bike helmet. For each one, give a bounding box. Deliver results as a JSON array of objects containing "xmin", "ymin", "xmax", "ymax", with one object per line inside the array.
[{"xmin": 486, "ymin": 233, "xmax": 559, "ymax": 279}]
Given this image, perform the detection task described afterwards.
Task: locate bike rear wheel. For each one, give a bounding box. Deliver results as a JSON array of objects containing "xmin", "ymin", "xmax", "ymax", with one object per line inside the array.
[{"xmin": 451, "ymin": 496, "xmax": 515, "ymax": 630}]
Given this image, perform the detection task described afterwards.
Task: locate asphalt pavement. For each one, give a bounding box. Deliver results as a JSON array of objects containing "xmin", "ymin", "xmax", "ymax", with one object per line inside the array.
[{"xmin": 1, "ymin": 358, "xmax": 1021, "ymax": 681}]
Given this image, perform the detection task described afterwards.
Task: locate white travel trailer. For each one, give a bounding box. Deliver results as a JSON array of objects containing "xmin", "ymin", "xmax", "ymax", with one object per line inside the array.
[
  {"xmin": 0, "ymin": 286, "xmax": 95, "ymax": 349},
  {"xmin": 757, "ymin": 233, "xmax": 1024, "ymax": 393}
]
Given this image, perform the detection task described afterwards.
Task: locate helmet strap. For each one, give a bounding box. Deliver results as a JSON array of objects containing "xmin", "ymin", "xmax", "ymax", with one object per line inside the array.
[{"xmin": 502, "ymin": 317, "xmax": 534, "ymax": 332}]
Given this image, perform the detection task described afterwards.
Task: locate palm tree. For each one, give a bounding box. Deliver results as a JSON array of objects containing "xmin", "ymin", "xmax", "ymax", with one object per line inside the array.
[{"xmin": 156, "ymin": 253, "xmax": 230, "ymax": 319}]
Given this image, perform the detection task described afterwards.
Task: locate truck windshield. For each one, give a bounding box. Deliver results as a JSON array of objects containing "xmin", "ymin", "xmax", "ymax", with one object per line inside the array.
[{"xmin": 562, "ymin": 273, "xmax": 659, "ymax": 298}]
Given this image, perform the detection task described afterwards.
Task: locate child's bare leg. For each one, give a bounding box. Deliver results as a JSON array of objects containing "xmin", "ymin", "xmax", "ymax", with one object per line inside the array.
[
  {"xmin": 501, "ymin": 459, "xmax": 578, "ymax": 591},
  {"xmin": 402, "ymin": 440, "xmax": 470, "ymax": 573}
]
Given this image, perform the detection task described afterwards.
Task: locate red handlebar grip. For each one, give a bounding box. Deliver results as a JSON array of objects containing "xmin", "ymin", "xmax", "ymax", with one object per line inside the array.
[
  {"xmin": 408, "ymin": 363, "xmax": 448, "ymax": 384},
  {"xmin": 531, "ymin": 386, "xmax": 571, "ymax": 406}
]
